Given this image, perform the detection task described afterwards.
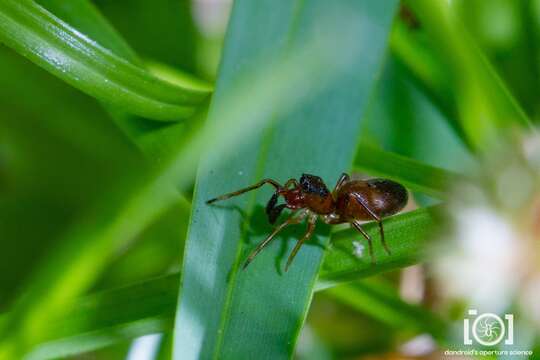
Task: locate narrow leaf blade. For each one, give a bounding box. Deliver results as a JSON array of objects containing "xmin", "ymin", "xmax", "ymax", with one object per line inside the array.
[
  {"xmin": 0, "ymin": 0, "xmax": 209, "ymax": 120},
  {"xmin": 173, "ymin": 1, "xmax": 399, "ymax": 359},
  {"xmin": 318, "ymin": 207, "xmax": 435, "ymax": 289},
  {"xmin": 354, "ymin": 143, "xmax": 463, "ymax": 198}
]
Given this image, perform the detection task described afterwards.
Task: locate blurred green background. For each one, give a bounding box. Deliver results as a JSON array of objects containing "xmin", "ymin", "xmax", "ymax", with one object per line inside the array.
[{"xmin": 0, "ymin": 0, "xmax": 539, "ymax": 359}]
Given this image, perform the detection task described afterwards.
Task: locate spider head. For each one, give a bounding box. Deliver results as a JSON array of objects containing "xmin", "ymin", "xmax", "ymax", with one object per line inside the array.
[
  {"xmin": 299, "ymin": 174, "xmax": 330, "ymax": 197},
  {"xmin": 297, "ymin": 173, "xmax": 334, "ymax": 214}
]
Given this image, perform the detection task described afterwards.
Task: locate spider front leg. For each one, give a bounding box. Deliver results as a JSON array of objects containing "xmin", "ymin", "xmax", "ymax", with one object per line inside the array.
[
  {"xmin": 206, "ymin": 178, "xmax": 281, "ymax": 204},
  {"xmin": 243, "ymin": 209, "xmax": 307, "ymax": 269},
  {"xmin": 283, "ymin": 178, "xmax": 299, "ymax": 189}
]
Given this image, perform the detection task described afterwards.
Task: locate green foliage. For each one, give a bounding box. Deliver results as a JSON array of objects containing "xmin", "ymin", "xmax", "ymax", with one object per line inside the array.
[
  {"xmin": 22, "ymin": 275, "xmax": 178, "ymax": 360},
  {"xmin": 0, "ymin": 0, "xmax": 537, "ymax": 359},
  {"xmin": 0, "ymin": 0, "xmax": 208, "ymax": 121},
  {"xmin": 354, "ymin": 143, "xmax": 461, "ymax": 198},
  {"xmin": 319, "ymin": 207, "xmax": 434, "ymax": 288},
  {"xmin": 324, "ymin": 279, "xmax": 447, "ymax": 341},
  {"xmin": 405, "ymin": 0, "xmax": 531, "ymax": 150},
  {"xmin": 7, "ymin": 205, "xmax": 435, "ymax": 359}
]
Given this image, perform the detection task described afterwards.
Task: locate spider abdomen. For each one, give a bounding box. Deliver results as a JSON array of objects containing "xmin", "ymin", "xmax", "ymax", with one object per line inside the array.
[{"xmin": 336, "ymin": 179, "xmax": 408, "ymax": 220}]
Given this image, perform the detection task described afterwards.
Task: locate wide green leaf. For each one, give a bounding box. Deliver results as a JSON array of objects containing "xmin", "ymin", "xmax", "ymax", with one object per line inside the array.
[
  {"xmin": 173, "ymin": 1, "xmax": 399, "ymax": 359},
  {"xmin": 0, "ymin": 0, "xmax": 209, "ymax": 120}
]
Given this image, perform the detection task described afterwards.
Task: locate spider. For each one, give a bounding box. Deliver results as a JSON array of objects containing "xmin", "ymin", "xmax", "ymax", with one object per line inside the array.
[{"xmin": 207, "ymin": 173, "xmax": 408, "ymax": 271}]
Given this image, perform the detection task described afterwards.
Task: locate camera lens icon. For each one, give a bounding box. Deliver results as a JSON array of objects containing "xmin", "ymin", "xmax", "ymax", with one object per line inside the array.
[
  {"xmin": 464, "ymin": 310, "xmax": 514, "ymax": 346},
  {"xmin": 472, "ymin": 313, "xmax": 505, "ymax": 346}
]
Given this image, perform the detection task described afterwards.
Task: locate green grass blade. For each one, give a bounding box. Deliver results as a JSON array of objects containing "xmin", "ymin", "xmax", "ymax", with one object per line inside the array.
[
  {"xmin": 35, "ymin": 0, "xmax": 211, "ymax": 94},
  {"xmin": 35, "ymin": 0, "xmax": 140, "ymax": 64},
  {"xmin": 354, "ymin": 143, "xmax": 463, "ymax": 198},
  {"xmin": 173, "ymin": 1, "xmax": 399, "ymax": 359},
  {"xmin": 34, "ymin": 0, "xmax": 212, "ymax": 160},
  {"xmin": 0, "ymin": 0, "xmax": 209, "ymax": 120},
  {"xmin": 389, "ymin": 21, "xmax": 468, "ymax": 145},
  {"xmin": 0, "ymin": 102, "xmax": 436, "ymax": 357},
  {"xmin": 318, "ymin": 207, "xmax": 435, "ymax": 289},
  {"xmin": 0, "ymin": 1, "xmax": 397, "ymax": 356},
  {"xmin": 11, "ymin": 203, "xmax": 434, "ymax": 358},
  {"xmin": 405, "ymin": 0, "xmax": 532, "ymax": 150},
  {"xmin": 37, "ymin": 0, "xmax": 448, "ymax": 305},
  {"xmin": 5, "ymin": 201, "xmax": 434, "ymax": 358},
  {"xmin": 390, "ymin": 21, "xmax": 450, "ymax": 110},
  {"xmin": 324, "ymin": 279, "xmax": 447, "ymax": 341},
  {"xmin": 0, "ymin": 171, "xmax": 182, "ymax": 358},
  {"xmin": 22, "ymin": 275, "xmax": 179, "ymax": 360},
  {"xmin": 32, "ymin": 0, "xmax": 200, "ymax": 267},
  {"xmin": 93, "ymin": 0, "xmax": 199, "ymax": 75},
  {"xmin": 30, "ymin": 1, "xmax": 196, "ymax": 288}
]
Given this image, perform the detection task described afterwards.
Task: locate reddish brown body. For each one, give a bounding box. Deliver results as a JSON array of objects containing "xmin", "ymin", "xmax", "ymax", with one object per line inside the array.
[
  {"xmin": 207, "ymin": 173, "xmax": 408, "ymax": 270},
  {"xmin": 333, "ymin": 180, "xmax": 409, "ymax": 220}
]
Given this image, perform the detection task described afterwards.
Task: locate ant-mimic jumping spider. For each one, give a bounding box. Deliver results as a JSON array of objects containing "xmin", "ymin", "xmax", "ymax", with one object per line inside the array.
[{"xmin": 207, "ymin": 173, "xmax": 408, "ymax": 271}]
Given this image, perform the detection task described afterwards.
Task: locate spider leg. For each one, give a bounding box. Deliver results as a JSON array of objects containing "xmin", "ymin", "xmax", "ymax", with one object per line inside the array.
[
  {"xmin": 243, "ymin": 209, "xmax": 307, "ymax": 269},
  {"xmin": 285, "ymin": 213, "xmax": 317, "ymax": 272},
  {"xmin": 331, "ymin": 173, "xmax": 350, "ymax": 200},
  {"xmin": 376, "ymin": 220, "xmax": 389, "ymax": 255},
  {"xmin": 351, "ymin": 220, "xmax": 375, "ymax": 263},
  {"xmin": 206, "ymin": 178, "xmax": 281, "ymax": 204},
  {"xmin": 283, "ymin": 178, "xmax": 300, "ymax": 189},
  {"xmin": 351, "ymin": 193, "xmax": 390, "ymax": 256}
]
